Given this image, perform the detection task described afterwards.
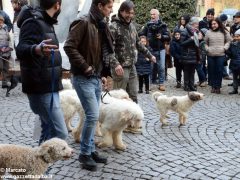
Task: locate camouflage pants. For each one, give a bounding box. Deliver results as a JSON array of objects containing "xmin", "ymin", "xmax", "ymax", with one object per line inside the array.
[{"xmin": 111, "ymin": 65, "xmax": 138, "ymax": 103}]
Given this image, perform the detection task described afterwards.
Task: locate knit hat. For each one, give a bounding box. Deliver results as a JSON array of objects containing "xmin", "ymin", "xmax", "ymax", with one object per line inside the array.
[
  {"xmin": 174, "ymin": 29, "xmax": 181, "ymax": 34},
  {"xmin": 219, "ymin": 14, "xmax": 228, "ymax": 22},
  {"xmin": 206, "ymin": 8, "xmax": 215, "ymax": 16},
  {"xmin": 234, "ymin": 29, "xmax": 240, "ymax": 36},
  {"xmin": 200, "ymin": 28, "xmax": 208, "ymax": 36},
  {"xmin": 233, "ymin": 11, "xmax": 240, "ymax": 18}
]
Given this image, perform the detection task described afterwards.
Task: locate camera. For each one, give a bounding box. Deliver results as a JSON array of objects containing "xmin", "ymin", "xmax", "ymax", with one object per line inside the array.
[{"xmin": 147, "ymin": 21, "xmax": 162, "ymax": 35}]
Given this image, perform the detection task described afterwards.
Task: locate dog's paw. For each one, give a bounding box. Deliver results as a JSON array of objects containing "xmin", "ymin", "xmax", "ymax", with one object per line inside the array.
[
  {"xmin": 72, "ymin": 131, "xmax": 80, "ymax": 143},
  {"xmin": 165, "ymin": 114, "xmax": 170, "ymax": 119},
  {"xmin": 115, "ymin": 144, "xmax": 127, "ymax": 151},
  {"xmin": 161, "ymin": 122, "xmax": 169, "ymax": 127},
  {"xmin": 97, "ymin": 142, "xmax": 110, "ymax": 148},
  {"xmin": 179, "ymin": 123, "xmax": 186, "ymax": 127}
]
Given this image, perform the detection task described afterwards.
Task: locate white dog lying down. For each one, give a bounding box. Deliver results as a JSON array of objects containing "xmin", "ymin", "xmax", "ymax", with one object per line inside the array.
[
  {"xmin": 152, "ymin": 91, "xmax": 204, "ymax": 126},
  {"xmin": 0, "ymin": 138, "xmax": 73, "ymax": 179},
  {"xmin": 96, "ymin": 94, "xmax": 144, "ymax": 150}
]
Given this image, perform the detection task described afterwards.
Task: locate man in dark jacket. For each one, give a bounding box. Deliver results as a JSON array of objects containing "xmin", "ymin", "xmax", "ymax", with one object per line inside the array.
[
  {"xmin": 199, "ymin": 8, "xmax": 215, "ymax": 30},
  {"xmin": 140, "ymin": 8, "xmax": 170, "ymax": 91},
  {"xmin": 64, "ymin": 0, "xmax": 114, "ymax": 171},
  {"xmin": 16, "ymin": 0, "xmax": 68, "ymax": 145}
]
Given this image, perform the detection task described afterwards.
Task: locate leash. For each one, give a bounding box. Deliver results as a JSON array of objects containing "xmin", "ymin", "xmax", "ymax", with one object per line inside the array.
[
  {"xmin": 50, "ymin": 49, "xmax": 55, "ymax": 112},
  {"xmin": 166, "ymin": 72, "xmax": 182, "ymax": 86},
  {"xmin": 101, "ymin": 90, "xmax": 111, "ymax": 104}
]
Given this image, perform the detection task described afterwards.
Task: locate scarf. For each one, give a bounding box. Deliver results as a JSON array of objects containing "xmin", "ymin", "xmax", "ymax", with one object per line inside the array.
[{"xmin": 89, "ymin": 4, "xmax": 114, "ymax": 77}]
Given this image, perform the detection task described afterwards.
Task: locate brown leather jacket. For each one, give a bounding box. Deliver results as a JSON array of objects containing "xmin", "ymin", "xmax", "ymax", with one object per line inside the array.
[{"xmin": 64, "ymin": 15, "xmax": 102, "ymax": 76}]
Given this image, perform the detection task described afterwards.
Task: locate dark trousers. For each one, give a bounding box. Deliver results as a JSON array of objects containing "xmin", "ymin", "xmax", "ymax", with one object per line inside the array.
[
  {"xmin": 183, "ymin": 64, "xmax": 196, "ymax": 89},
  {"xmin": 175, "ymin": 60, "xmax": 184, "ymax": 83},
  {"xmin": 138, "ymin": 74, "xmax": 150, "ymax": 91},
  {"xmin": 207, "ymin": 56, "xmax": 225, "ymax": 89},
  {"xmin": 232, "ymin": 70, "xmax": 240, "ymax": 90}
]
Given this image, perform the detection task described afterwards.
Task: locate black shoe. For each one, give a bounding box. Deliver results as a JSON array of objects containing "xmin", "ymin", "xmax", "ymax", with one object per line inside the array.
[
  {"xmin": 175, "ymin": 83, "xmax": 181, "ymax": 88},
  {"xmin": 91, "ymin": 151, "xmax": 107, "ymax": 164},
  {"xmin": 184, "ymin": 86, "xmax": 189, "ymax": 91},
  {"xmin": 79, "ymin": 154, "xmax": 97, "ymax": 171},
  {"xmin": 228, "ymin": 83, "xmax": 233, "ymax": 86},
  {"xmin": 146, "ymin": 90, "xmax": 150, "ymax": 94},
  {"xmin": 138, "ymin": 90, "xmax": 143, "ymax": 93},
  {"xmin": 189, "ymin": 86, "xmax": 197, "ymax": 91},
  {"xmin": 229, "ymin": 90, "xmax": 238, "ymax": 95},
  {"xmin": 2, "ymin": 85, "xmax": 9, "ymax": 89}
]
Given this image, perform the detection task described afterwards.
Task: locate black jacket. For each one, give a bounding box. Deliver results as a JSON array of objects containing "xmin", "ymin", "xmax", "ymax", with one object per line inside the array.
[
  {"xmin": 199, "ymin": 17, "xmax": 209, "ymax": 30},
  {"xmin": 180, "ymin": 25, "xmax": 200, "ymax": 64},
  {"xmin": 16, "ymin": 7, "xmax": 63, "ymax": 94},
  {"xmin": 170, "ymin": 38, "xmax": 182, "ymax": 60},
  {"xmin": 139, "ymin": 20, "xmax": 170, "ymax": 51}
]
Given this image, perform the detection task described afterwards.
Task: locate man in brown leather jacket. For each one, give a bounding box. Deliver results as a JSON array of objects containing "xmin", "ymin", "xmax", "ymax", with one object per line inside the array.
[{"xmin": 64, "ymin": 0, "xmax": 114, "ymax": 172}]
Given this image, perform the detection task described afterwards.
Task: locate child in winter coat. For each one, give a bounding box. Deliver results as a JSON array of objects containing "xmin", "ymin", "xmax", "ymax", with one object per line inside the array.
[
  {"xmin": 227, "ymin": 29, "xmax": 240, "ymax": 94},
  {"xmin": 136, "ymin": 36, "xmax": 152, "ymax": 94},
  {"xmin": 170, "ymin": 29, "xmax": 183, "ymax": 88}
]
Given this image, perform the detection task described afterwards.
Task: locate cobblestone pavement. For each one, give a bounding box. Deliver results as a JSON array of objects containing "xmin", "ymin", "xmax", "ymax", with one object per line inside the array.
[{"xmin": 1, "ymin": 74, "xmax": 240, "ymax": 180}]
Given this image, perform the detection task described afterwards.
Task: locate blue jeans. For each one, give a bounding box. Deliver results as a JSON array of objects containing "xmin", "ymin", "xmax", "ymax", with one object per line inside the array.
[
  {"xmin": 207, "ymin": 56, "xmax": 225, "ymax": 89},
  {"xmin": 73, "ymin": 75, "xmax": 102, "ymax": 155},
  {"xmin": 27, "ymin": 93, "xmax": 68, "ymax": 144},
  {"xmin": 157, "ymin": 49, "xmax": 166, "ymax": 85},
  {"xmin": 196, "ymin": 63, "xmax": 206, "ymax": 83}
]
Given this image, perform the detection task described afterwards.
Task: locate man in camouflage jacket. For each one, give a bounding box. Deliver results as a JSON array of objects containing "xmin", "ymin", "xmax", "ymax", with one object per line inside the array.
[{"xmin": 109, "ymin": 1, "xmax": 156, "ymax": 103}]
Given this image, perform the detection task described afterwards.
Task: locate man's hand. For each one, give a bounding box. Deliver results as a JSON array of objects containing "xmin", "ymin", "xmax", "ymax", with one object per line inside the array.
[
  {"xmin": 101, "ymin": 77, "xmax": 107, "ymax": 90},
  {"xmin": 84, "ymin": 66, "xmax": 94, "ymax": 76},
  {"xmin": 156, "ymin": 34, "xmax": 161, "ymax": 39},
  {"xmin": 115, "ymin": 65, "xmax": 124, "ymax": 76},
  {"xmin": 35, "ymin": 39, "xmax": 59, "ymax": 57},
  {"xmin": 151, "ymin": 56, "xmax": 157, "ymax": 63}
]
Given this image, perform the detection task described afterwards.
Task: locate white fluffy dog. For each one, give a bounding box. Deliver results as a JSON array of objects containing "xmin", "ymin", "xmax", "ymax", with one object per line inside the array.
[
  {"xmin": 60, "ymin": 79, "xmax": 137, "ymax": 144},
  {"xmin": 97, "ymin": 94, "xmax": 144, "ymax": 150},
  {"xmin": 152, "ymin": 91, "xmax": 204, "ymax": 126},
  {"xmin": 0, "ymin": 138, "xmax": 73, "ymax": 179}
]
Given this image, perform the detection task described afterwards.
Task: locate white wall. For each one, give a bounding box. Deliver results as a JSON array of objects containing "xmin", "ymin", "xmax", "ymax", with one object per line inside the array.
[{"xmin": 2, "ymin": 0, "xmax": 14, "ymax": 22}]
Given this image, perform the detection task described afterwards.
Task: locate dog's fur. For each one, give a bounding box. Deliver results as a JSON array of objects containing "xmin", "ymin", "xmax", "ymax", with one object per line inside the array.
[
  {"xmin": 0, "ymin": 138, "xmax": 73, "ymax": 179},
  {"xmin": 97, "ymin": 94, "xmax": 144, "ymax": 150},
  {"xmin": 152, "ymin": 91, "xmax": 204, "ymax": 126}
]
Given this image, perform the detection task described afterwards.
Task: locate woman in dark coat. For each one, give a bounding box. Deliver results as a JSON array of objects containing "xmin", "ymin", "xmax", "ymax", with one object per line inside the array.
[{"xmin": 181, "ymin": 17, "xmax": 202, "ymax": 91}]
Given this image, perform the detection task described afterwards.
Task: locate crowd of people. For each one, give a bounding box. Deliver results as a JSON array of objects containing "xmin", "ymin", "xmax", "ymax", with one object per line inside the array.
[{"xmin": 1, "ymin": 0, "xmax": 240, "ymax": 172}]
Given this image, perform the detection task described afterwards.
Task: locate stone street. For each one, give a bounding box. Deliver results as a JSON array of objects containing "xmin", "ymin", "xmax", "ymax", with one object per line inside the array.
[{"xmin": 1, "ymin": 76, "xmax": 240, "ymax": 180}]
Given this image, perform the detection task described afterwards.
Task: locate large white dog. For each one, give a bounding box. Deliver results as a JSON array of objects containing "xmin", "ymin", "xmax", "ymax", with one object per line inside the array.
[
  {"xmin": 152, "ymin": 91, "xmax": 204, "ymax": 126},
  {"xmin": 60, "ymin": 79, "xmax": 141, "ymax": 148},
  {"xmin": 97, "ymin": 94, "xmax": 144, "ymax": 150}
]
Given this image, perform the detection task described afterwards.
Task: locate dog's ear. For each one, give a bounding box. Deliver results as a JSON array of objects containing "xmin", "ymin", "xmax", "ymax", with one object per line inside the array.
[
  {"xmin": 120, "ymin": 110, "xmax": 134, "ymax": 123},
  {"xmin": 188, "ymin": 92, "xmax": 199, "ymax": 101},
  {"xmin": 171, "ymin": 98, "xmax": 177, "ymax": 106}
]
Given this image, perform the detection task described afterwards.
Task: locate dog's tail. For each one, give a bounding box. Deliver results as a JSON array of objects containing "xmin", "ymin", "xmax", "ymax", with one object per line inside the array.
[{"xmin": 152, "ymin": 91, "xmax": 163, "ymax": 102}]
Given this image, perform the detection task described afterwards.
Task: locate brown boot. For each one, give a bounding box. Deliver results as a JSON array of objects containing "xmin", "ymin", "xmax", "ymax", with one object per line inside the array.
[{"xmin": 159, "ymin": 85, "xmax": 165, "ymax": 91}]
